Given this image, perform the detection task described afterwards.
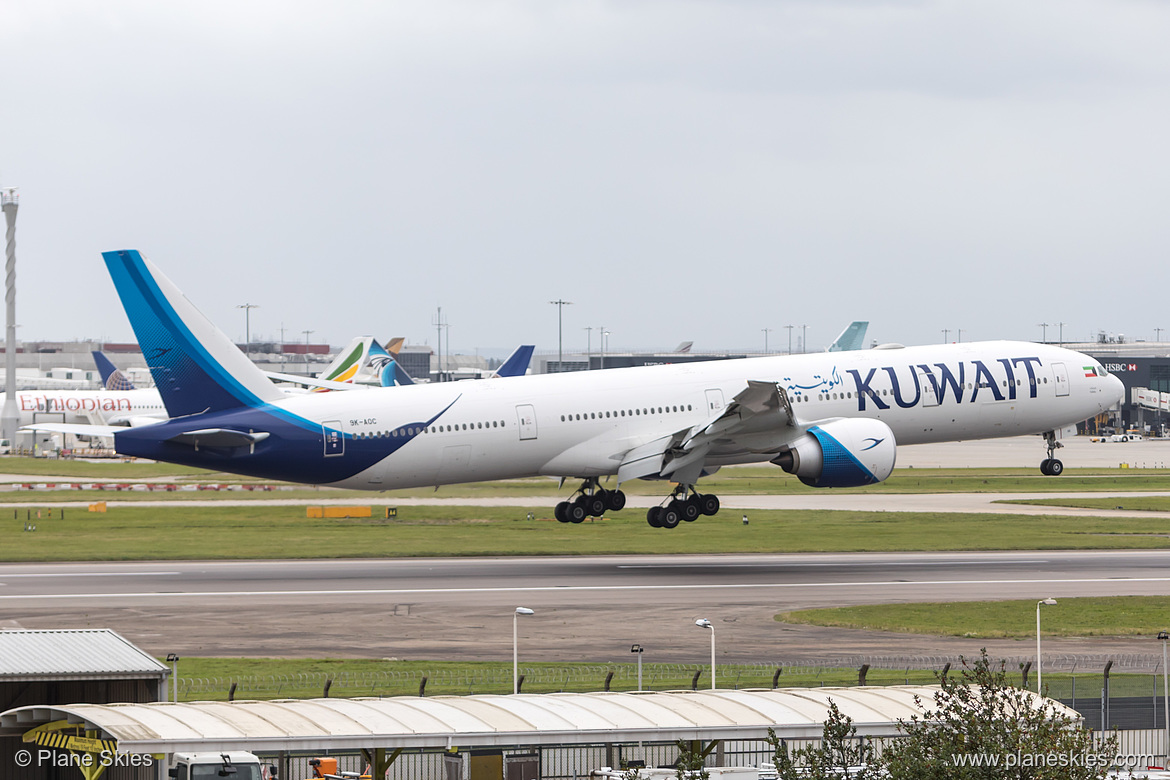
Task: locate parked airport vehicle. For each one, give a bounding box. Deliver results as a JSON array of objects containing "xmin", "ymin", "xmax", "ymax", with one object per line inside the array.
[
  {"xmin": 34, "ymin": 250, "xmax": 1124, "ymax": 530},
  {"xmin": 170, "ymin": 751, "xmax": 267, "ymax": 779}
]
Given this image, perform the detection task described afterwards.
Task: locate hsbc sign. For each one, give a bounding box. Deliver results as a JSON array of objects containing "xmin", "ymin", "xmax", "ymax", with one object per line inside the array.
[{"xmin": 1104, "ymin": 363, "xmax": 1138, "ymax": 373}]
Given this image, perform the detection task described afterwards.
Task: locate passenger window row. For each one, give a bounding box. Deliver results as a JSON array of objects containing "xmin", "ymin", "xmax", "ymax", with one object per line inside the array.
[
  {"xmin": 560, "ymin": 404, "xmax": 693, "ymax": 423},
  {"xmin": 355, "ymin": 420, "xmax": 507, "ymax": 440}
]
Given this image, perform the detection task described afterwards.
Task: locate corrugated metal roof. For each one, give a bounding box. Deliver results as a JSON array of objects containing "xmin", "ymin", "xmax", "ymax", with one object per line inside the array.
[
  {"xmin": 0, "ymin": 629, "xmax": 168, "ymax": 680},
  {"xmin": 0, "ymin": 686, "xmax": 1078, "ymax": 754}
]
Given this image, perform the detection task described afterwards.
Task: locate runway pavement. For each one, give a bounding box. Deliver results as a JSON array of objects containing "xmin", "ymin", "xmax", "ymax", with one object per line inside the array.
[{"xmin": 3, "ymin": 551, "xmax": 1170, "ymax": 663}]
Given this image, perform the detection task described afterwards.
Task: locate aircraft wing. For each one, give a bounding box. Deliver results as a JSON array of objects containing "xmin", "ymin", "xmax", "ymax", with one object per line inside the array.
[
  {"xmin": 617, "ymin": 381, "xmax": 798, "ymax": 485},
  {"xmin": 20, "ymin": 423, "xmax": 125, "ymax": 438}
]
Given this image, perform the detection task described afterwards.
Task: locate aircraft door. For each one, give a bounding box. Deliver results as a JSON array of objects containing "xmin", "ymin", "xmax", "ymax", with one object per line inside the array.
[
  {"xmin": 916, "ymin": 367, "xmax": 939, "ymax": 407},
  {"xmin": 323, "ymin": 420, "xmax": 345, "ymax": 457},
  {"xmin": 1052, "ymin": 363, "xmax": 1070, "ymax": 397},
  {"xmin": 516, "ymin": 404, "xmax": 538, "ymax": 440},
  {"xmin": 705, "ymin": 389, "xmax": 725, "ymax": 414}
]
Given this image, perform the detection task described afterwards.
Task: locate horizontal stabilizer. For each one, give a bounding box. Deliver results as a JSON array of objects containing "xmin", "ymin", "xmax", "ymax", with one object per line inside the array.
[
  {"xmin": 264, "ymin": 370, "xmax": 372, "ymax": 391},
  {"xmin": 167, "ymin": 429, "xmax": 271, "ymax": 448},
  {"xmin": 20, "ymin": 423, "xmax": 124, "ymax": 437}
]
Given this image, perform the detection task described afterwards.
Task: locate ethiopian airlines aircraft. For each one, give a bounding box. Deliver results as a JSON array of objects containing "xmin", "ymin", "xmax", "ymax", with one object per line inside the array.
[{"xmin": 49, "ymin": 250, "xmax": 1124, "ymax": 530}]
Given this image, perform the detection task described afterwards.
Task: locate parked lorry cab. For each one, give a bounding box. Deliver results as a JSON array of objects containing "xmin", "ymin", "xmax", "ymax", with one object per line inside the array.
[{"xmin": 169, "ymin": 752, "xmax": 269, "ymax": 780}]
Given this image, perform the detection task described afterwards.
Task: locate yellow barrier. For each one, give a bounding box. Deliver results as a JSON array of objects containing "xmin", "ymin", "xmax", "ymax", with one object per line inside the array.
[
  {"xmin": 88, "ymin": 502, "xmax": 107, "ymax": 513},
  {"xmin": 306, "ymin": 506, "xmax": 372, "ymax": 518}
]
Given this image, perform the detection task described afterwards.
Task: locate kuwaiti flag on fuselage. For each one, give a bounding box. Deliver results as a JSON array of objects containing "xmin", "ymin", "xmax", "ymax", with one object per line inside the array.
[{"xmin": 103, "ymin": 250, "xmax": 285, "ymax": 418}]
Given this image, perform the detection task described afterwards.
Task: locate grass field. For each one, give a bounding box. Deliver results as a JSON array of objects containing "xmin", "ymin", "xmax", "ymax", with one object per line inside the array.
[
  {"xmin": 4, "ymin": 459, "xmax": 1170, "ymax": 500},
  {"xmin": 7, "ymin": 503, "xmax": 1170, "ymax": 561},
  {"xmin": 776, "ymin": 596, "xmax": 1170, "ymax": 638},
  {"xmin": 1001, "ymin": 496, "xmax": 1170, "ymax": 512}
]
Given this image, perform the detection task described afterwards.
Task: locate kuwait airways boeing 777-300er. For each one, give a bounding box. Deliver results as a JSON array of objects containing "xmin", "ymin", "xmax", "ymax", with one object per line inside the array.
[{"xmin": 36, "ymin": 250, "xmax": 1125, "ymax": 529}]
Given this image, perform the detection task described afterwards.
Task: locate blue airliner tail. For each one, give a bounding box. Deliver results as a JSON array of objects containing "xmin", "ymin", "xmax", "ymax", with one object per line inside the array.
[
  {"xmin": 102, "ymin": 250, "xmax": 284, "ymax": 417},
  {"xmin": 91, "ymin": 350, "xmax": 137, "ymax": 391},
  {"xmin": 495, "ymin": 345, "xmax": 535, "ymax": 378}
]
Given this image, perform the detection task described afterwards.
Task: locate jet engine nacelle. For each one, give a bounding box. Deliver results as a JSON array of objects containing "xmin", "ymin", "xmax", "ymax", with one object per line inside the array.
[{"xmin": 772, "ymin": 418, "xmax": 897, "ymax": 488}]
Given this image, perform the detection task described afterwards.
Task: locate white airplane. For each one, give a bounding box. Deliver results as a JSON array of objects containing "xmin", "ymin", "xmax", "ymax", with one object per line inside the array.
[{"xmin": 41, "ymin": 250, "xmax": 1124, "ymax": 530}]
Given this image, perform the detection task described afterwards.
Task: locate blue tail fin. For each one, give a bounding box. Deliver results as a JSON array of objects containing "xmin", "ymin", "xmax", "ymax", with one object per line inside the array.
[
  {"xmin": 91, "ymin": 351, "xmax": 137, "ymax": 390},
  {"xmin": 495, "ymin": 345, "xmax": 535, "ymax": 378},
  {"xmin": 103, "ymin": 250, "xmax": 284, "ymax": 418}
]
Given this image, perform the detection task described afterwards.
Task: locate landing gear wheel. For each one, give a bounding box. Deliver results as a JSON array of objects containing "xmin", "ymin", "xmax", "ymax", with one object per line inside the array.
[
  {"xmin": 554, "ymin": 501, "xmax": 571, "ymax": 523},
  {"xmin": 568, "ymin": 502, "xmax": 587, "ymax": 523},
  {"xmin": 1039, "ymin": 458, "xmax": 1052, "ymax": 476},
  {"xmin": 581, "ymin": 494, "xmax": 606, "ymax": 517},
  {"xmin": 697, "ymin": 493, "xmax": 720, "ymax": 516},
  {"xmin": 604, "ymin": 489, "xmax": 627, "ymax": 512},
  {"xmin": 1048, "ymin": 459, "xmax": 1064, "ymax": 476},
  {"xmin": 659, "ymin": 505, "xmax": 681, "ymax": 529},
  {"xmin": 646, "ymin": 507, "xmax": 663, "ymax": 528},
  {"xmin": 678, "ymin": 497, "xmax": 700, "ymax": 522}
]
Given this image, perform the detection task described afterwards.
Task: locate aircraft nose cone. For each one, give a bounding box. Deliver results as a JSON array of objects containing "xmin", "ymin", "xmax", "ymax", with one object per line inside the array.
[{"xmin": 1110, "ymin": 375, "xmax": 1125, "ymax": 404}]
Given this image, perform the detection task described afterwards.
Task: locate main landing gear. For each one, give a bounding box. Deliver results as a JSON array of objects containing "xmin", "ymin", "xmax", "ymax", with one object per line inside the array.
[
  {"xmin": 554, "ymin": 479, "xmax": 627, "ymax": 523},
  {"xmin": 1040, "ymin": 430, "xmax": 1065, "ymax": 476},
  {"xmin": 646, "ymin": 485, "xmax": 720, "ymax": 529}
]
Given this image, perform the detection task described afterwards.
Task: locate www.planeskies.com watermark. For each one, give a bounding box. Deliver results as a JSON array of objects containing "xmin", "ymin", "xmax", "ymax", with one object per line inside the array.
[{"xmin": 952, "ymin": 750, "xmax": 1159, "ymax": 770}]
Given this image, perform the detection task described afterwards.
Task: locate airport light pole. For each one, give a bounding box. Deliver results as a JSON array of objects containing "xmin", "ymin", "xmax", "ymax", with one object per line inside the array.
[
  {"xmin": 800, "ymin": 325, "xmax": 807, "ymax": 354},
  {"xmin": 1160, "ymin": 631, "xmax": 1169, "ymax": 761},
  {"xmin": 584, "ymin": 327, "xmax": 593, "ymax": 370},
  {"xmin": 1036, "ymin": 598, "xmax": 1057, "ymax": 692},
  {"xmin": 761, "ymin": 328, "xmax": 772, "ymax": 354},
  {"xmin": 695, "ymin": 618, "xmax": 715, "ymax": 689},
  {"xmin": 1, "ymin": 186, "xmax": 19, "ymax": 448},
  {"xmin": 785, "ymin": 325, "xmax": 794, "ymax": 355},
  {"xmin": 236, "ymin": 303, "xmax": 258, "ymax": 358},
  {"xmin": 1038, "ymin": 322, "xmax": 1049, "ymax": 343},
  {"xmin": 513, "ymin": 607, "xmax": 534, "ymax": 694},
  {"xmin": 1057, "ymin": 321, "xmax": 1065, "ymax": 345},
  {"xmin": 631, "ymin": 644, "xmax": 644, "ymax": 691},
  {"xmin": 549, "ymin": 300, "xmax": 572, "ymax": 373},
  {"xmin": 1156, "ymin": 328, "xmax": 1165, "ymax": 342},
  {"xmin": 166, "ymin": 653, "xmax": 180, "ymax": 703},
  {"xmin": 942, "ymin": 328, "xmax": 950, "ymax": 343}
]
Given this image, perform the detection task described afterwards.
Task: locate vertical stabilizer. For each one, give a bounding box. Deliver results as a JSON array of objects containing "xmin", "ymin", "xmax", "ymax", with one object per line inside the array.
[
  {"xmin": 827, "ymin": 321, "xmax": 869, "ymax": 352},
  {"xmin": 103, "ymin": 250, "xmax": 285, "ymax": 417},
  {"xmin": 493, "ymin": 345, "xmax": 535, "ymax": 378},
  {"xmin": 91, "ymin": 351, "xmax": 137, "ymax": 391}
]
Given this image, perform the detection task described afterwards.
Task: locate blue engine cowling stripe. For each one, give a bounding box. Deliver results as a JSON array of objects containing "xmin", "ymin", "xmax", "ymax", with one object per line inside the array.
[{"xmin": 807, "ymin": 425, "xmax": 880, "ymax": 487}]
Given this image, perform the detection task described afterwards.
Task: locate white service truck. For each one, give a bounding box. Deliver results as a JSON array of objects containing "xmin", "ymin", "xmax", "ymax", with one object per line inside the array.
[{"xmin": 169, "ymin": 752, "xmax": 270, "ymax": 780}]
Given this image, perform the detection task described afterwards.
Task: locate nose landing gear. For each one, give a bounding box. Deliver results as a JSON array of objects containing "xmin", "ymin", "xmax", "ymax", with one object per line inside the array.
[{"xmin": 1040, "ymin": 430, "xmax": 1064, "ymax": 476}]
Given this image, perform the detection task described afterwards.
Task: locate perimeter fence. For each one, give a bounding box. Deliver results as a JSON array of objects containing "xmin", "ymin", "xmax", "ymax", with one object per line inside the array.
[{"xmin": 178, "ymin": 653, "xmax": 1170, "ymax": 729}]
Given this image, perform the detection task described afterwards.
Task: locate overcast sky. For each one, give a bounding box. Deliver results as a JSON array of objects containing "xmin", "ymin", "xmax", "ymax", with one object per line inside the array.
[{"xmin": 2, "ymin": 0, "xmax": 1167, "ymax": 356}]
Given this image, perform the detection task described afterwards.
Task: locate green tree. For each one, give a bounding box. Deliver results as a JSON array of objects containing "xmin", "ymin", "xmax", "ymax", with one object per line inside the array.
[
  {"xmin": 880, "ymin": 649, "xmax": 1117, "ymax": 779},
  {"xmin": 768, "ymin": 698, "xmax": 880, "ymax": 779},
  {"xmin": 675, "ymin": 740, "xmax": 711, "ymax": 780}
]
